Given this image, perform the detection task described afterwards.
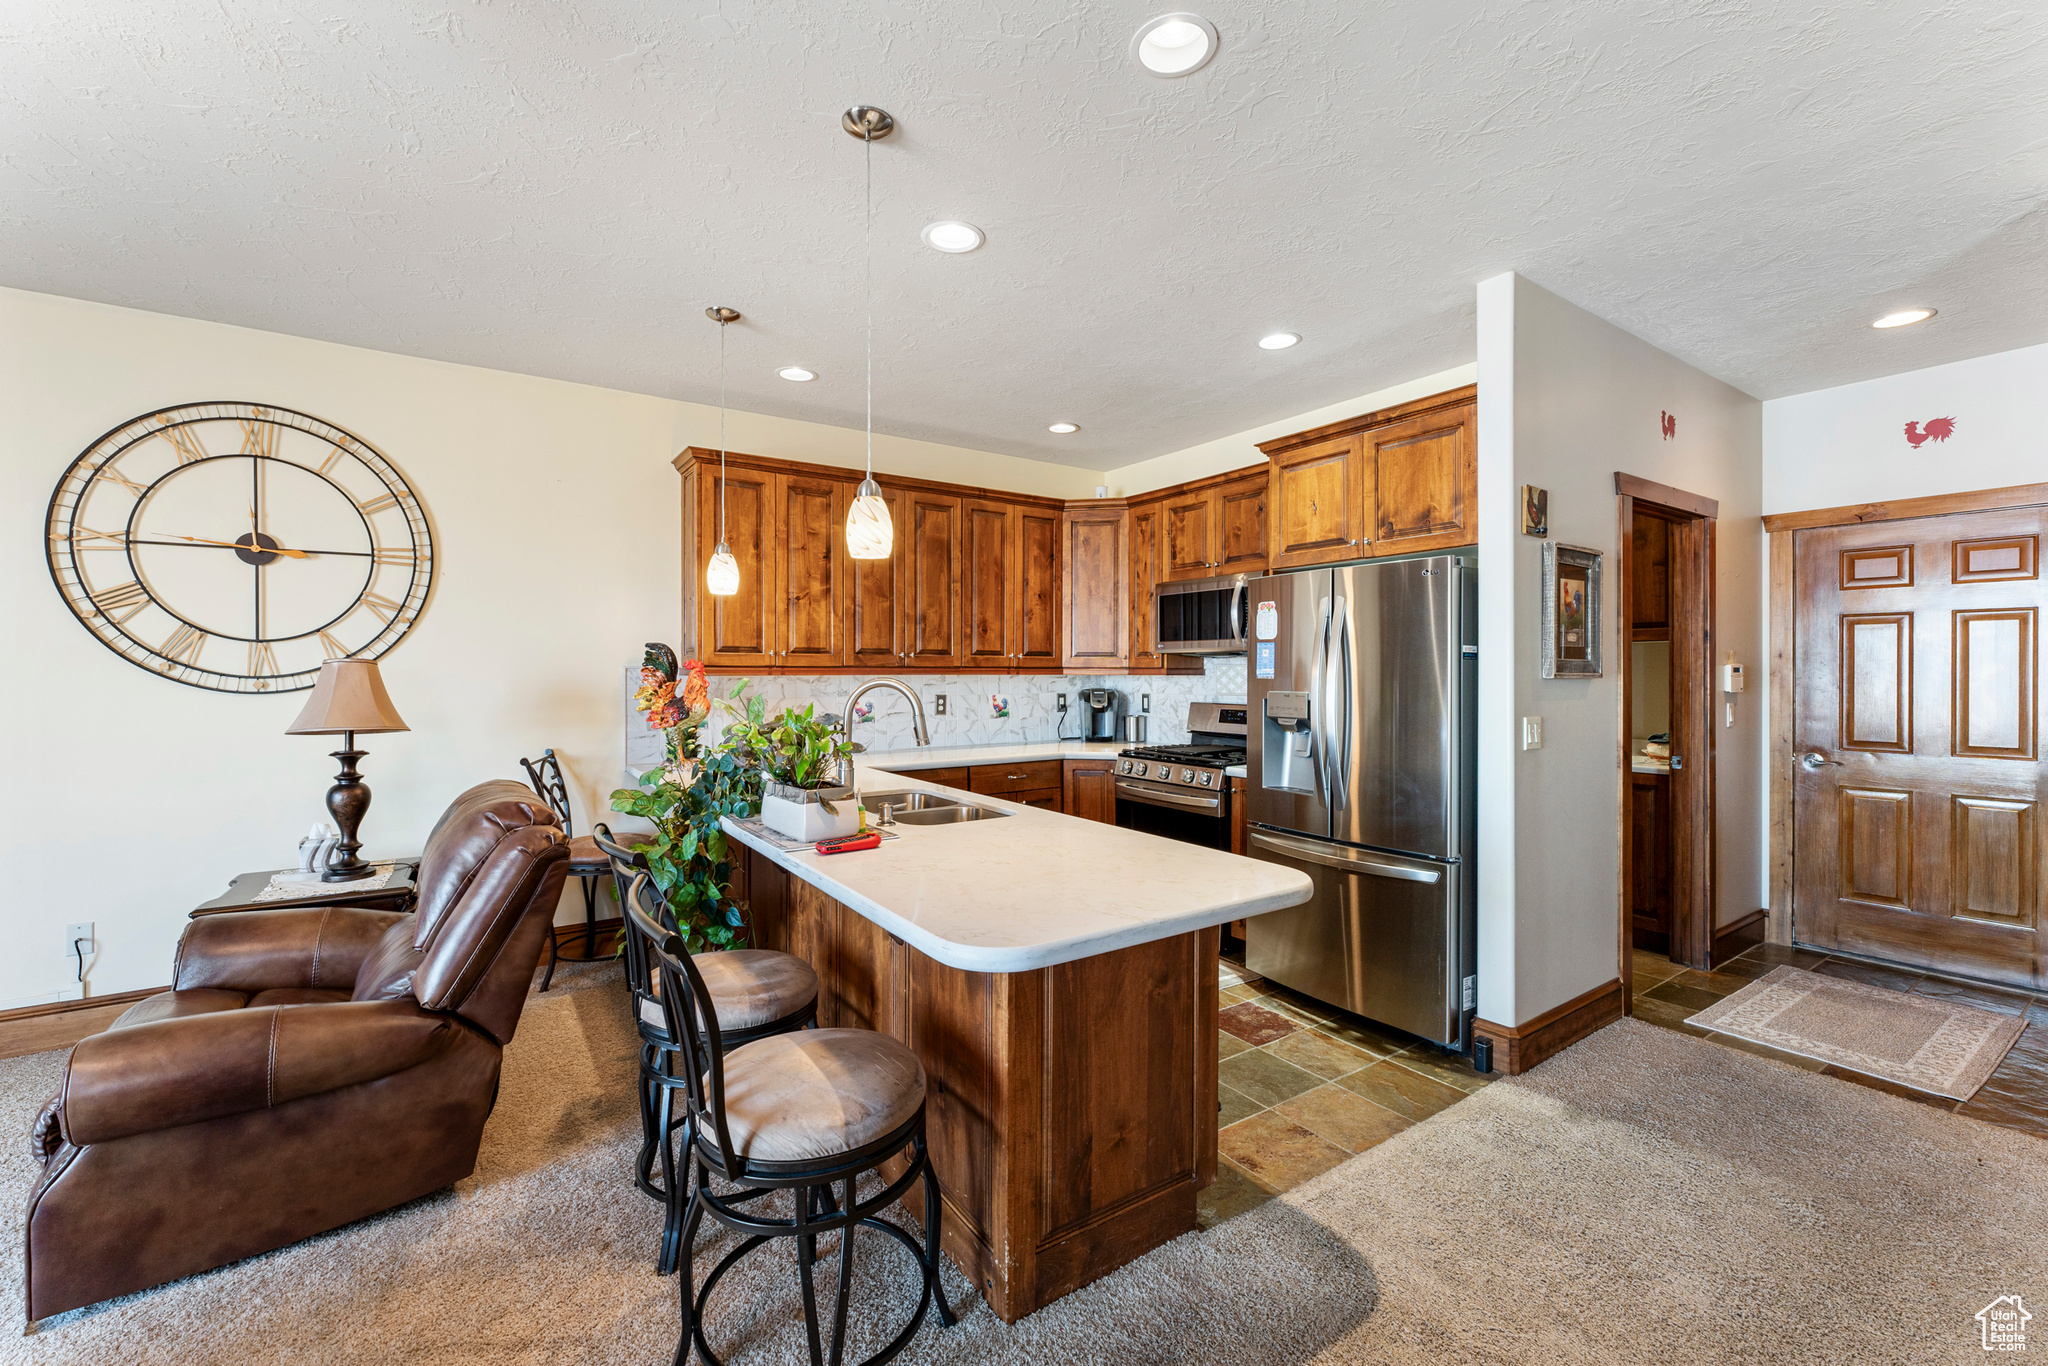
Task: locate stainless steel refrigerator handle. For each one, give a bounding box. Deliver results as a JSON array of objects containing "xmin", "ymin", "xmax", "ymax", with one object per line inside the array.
[
  {"xmin": 1326, "ymin": 595, "xmax": 1348, "ymax": 812},
  {"xmin": 1315, "ymin": 593, "xmax": 1334, "ymax": 804},
  {"xmin": 1114, "ymin": 780, "xmax": 1224, "ymax": 814},
  {"xmin": 1249, "ymin": 830, "xmax": 1442, "ymax": 883}
]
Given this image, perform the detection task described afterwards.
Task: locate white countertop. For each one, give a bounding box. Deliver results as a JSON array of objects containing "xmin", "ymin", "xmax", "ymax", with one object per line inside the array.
[{"xmin": 722, "ymin": 755, "xmax": 1311, "ymax": 975}]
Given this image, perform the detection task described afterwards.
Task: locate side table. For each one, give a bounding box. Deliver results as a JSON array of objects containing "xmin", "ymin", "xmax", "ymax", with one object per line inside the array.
[{"xmin": 192, "ymin": 860, "xmax": 421, "ymax": 918}]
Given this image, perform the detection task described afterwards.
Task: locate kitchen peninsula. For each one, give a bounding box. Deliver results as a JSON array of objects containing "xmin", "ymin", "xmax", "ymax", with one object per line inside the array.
[{"xmin": 724, "ymin": 756, "xmax": 1312, "ymax": 1322}]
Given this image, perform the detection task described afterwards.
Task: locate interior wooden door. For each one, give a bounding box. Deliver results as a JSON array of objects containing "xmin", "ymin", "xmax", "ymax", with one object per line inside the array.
[
  {"xmin": 1015, "ymin": 506, "xmax": 1062, "ymax": 669},
  {"xmin": 904, "ymin": 492, "xmax": 964, "ymax": 668},
  {"xmin": 1161, "ymin": 489, "xmax": 1218, "ymax": 581},
  {"xmin": 1268, "ymin": 434, "xmax": 1363, "ymax": 568},
  {"xmin": 695, "ymin": 464, "xmax": 776, "ymax": 669},
  {"xmin": 962, "ymin": 498, "xmax": 1016, "ymax": 666},
  {"xmin": 1792, "ymin": 508, "xmax": 2047, "ymax": 988},
  {"xmin": 1127, "ymin": 501, "xmax": 1164, "ymax": 671},
  {"xmin": 1364, "ymin": 401, "xmax": 1475, "ymax": 556},
  {"xmin": 844, "ymin": 483, "xmax": 906, "ymax": 669},
  {"xmin": 1215, "ymin": 472, "xmax": 1269, "ymax": 574},
  {"xmin": 776, "ymin": 473, "xmax": 845, "ymax": 668}
]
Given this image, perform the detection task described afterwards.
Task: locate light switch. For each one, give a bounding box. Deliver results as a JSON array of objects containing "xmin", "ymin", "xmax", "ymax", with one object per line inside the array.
[{"xmin": 1521, "ymin": 716, "xmax": 1543, "ymax": 750}]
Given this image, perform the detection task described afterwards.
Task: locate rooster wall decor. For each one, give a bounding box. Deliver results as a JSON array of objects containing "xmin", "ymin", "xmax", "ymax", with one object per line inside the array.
[
  {"xmin": 1660, "ymin": 411, "xmax": 1677, "ymax": 441},
  {"xmin": 1904, "ymin": 417, "xmax": 1957, "ymax": 449}
]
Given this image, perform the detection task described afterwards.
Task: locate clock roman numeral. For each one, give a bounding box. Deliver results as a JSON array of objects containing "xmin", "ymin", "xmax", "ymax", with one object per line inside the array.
[
  {"xmin": 56, "ymin": 526, "xmax": 129, "ymax": 550},
  {"xmin": 91, "ymin": 580, "xmax": 152, "ymax": 625},
  {"xmin": 91, "ymin": 462, "xmax": 149, "ymax": 494},
  {"xmin": 372, "ymin": 546, "xmax": 415, "ymax": 567},
  {"xmin": 360, "ymin": 592, "xmax": 401, "ymax": 624},
  {"xmin": 356, "ymin": 492, "xmax": 400, "ymax": 516},
  {"xmin": 161, "ymin": 623, "xmax": 208, "ymax": 667},
  {"xmin": 239, "ymin": 416, "xmax": 278, "ymax": 459},
  {"xmin": 318, "ymin": 630, "xmax": 351, "ymax": 659},
  {"xmin": 159, "ymin": 425, "xmax": 209, "ymax": 466},
  {"xmin": 315, "ymin": 447, "xmax": 346, "ymax": 476},
  {"xmin": 248, "ymin": 641, "xmax": 279, "ymax": 683}
]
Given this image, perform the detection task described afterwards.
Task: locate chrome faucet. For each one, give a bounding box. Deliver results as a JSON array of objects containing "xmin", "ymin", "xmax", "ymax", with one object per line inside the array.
[{"xmin": 839, "ymin": 678, "xmax": 931, "ymax": 783}]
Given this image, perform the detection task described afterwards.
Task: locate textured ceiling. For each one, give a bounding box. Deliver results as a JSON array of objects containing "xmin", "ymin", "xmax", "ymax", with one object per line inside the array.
[{"xmin": 6, "ymin": 2, "xmax": 2046, "ymax": 467}]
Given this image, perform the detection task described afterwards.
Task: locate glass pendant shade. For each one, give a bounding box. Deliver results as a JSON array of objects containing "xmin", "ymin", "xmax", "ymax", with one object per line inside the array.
[
  {"xmin": 706, "ymin": 541, "xmax": 741, "ymax": 596},
  {"xmin": 846, "ymin": 478, "xmax": 894, "ymax": 560}
]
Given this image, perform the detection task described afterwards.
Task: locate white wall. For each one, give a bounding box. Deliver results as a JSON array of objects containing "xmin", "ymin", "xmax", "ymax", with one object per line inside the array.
[
  {"xmin": 1475, "ymin": 273, "xmax": 1764, "ymax": 1028},
  {"xmin": 1762, "ymin": 341, "xmax": 2048, "ymax": 515},
  {"xmin": 1099, "ymin": 364, "xmax": 1478, "ymax": 495},
  {"xmin": 0, "ymin": 287, "xmax": 1098, "ymax": 1008}
]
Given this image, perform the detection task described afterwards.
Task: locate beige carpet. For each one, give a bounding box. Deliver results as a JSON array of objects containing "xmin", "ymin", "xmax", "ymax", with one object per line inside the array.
[
  {"xmin": 6, "ymin": 972, "xmax": 2047, "ymax": 1364},
  {"xmin": 1689, "ymin": 965, "xmax": 2027, "ymax": 1099}
]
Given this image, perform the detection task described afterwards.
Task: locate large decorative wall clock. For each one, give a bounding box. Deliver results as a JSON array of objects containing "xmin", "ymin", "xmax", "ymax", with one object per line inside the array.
[{"xmin": 45, "ymin": 402, "xmax": 433, "ymax": 693}]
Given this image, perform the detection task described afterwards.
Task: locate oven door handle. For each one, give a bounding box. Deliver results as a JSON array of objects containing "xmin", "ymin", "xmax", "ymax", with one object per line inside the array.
[
  {"xmin": 1248, "ymin": 830, "xmax": 1442, "ymax": 883},
  {"xmin": 1114, "ymin": 780, "xmax": 1224, "ymax": 814}
]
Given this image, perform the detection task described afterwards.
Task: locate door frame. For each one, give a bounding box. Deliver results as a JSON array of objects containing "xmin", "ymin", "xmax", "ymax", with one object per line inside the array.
[
  {"xmin": 1616, "ymin": 473, "xmax": 1720, "ymax": 995},
  {"xmin": 1762, "ymin": 479, "xmax": 2048, "ymax": 948}
]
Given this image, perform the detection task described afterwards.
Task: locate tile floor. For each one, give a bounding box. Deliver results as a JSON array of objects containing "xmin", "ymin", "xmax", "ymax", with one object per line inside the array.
[
  {"xmin": 1196, "ymin": 954, "xmax": 1492, "ymax": 1229},
  {"xmin": 1630, "ymin": 941, "xmax": 2048, "ymax": 1140}
]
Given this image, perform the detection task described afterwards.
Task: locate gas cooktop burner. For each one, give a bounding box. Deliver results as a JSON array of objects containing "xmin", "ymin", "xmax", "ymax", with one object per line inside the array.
[{"xmin": 1120, "ymin": 743, "xmax": 1246, "ymax": 764}]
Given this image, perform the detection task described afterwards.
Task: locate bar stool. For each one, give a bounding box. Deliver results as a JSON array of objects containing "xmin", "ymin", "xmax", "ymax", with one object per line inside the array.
[
  {"xmin": 520, "ymin": 748, "xmax": 649, "ymax": 990},
  {"xmin": 595, "ymin": 825, "xmax": 820, "ymax": 1276},
  {"xmin": 627, "ymin": 873, "xmax": 955, "ymax": 1366}
]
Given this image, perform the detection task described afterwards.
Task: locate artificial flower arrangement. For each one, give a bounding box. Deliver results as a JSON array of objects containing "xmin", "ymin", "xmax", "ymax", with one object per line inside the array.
[{"xmin": 610, "ymin": 644, "xmax": 762, "ymax": 954}]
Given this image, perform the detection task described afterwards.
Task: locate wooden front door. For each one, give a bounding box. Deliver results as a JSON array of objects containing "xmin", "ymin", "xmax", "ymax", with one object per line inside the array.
[{"xmin": 1793, "ymin": 509, "xmax": 2047, "ymax": 987}]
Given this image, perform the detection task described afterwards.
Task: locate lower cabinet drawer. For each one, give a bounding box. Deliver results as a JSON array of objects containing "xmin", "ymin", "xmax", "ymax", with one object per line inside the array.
[
  {"xmin": 969, "ymin": 761, "xmax": 1064, "ymax": 797},
  {"xmin": 1011, "ymin": 787, "xmax": 1062, "ymax": 812}
]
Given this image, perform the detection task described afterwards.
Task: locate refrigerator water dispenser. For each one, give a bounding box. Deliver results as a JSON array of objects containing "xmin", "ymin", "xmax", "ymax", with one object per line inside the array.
[{"xmin": 1261, "ymin": 691, "xmax": 1316, "ymax": 794}]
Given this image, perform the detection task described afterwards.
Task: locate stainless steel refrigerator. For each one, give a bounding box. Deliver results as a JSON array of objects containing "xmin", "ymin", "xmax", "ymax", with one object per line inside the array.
[{"xmin": 1243, "ymin": 555, "xmax": 1477, "ymax": 1048}]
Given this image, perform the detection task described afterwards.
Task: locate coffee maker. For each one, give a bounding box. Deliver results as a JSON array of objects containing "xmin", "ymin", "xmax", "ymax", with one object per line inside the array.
[{"xmin": 1082, "ymin": 688, "xmax": 1126, "ymax": 743}]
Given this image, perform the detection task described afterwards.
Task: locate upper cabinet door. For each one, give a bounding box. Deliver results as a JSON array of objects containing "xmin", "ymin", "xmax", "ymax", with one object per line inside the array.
[
  {"xmin": 694, "ymin": 463, "xmax": 777, "ymax": 669},
  {"xmin": 1063, "ymin": 506, "xmax": 1128, "ymax": 672},
  {"xmin": 1269, "ymin": 434, "xmax": 1365, "ymax": 568},
  {"xmin": 1365, "ymin": 401, "xmax": 1476, "ymax": 557},
  {"xmin": 845, "ymin": 483, "xmax": 907, "ymax": 668},
  {"xmin": 962, "ymin": 498, "xmax": 1016, "ymax": 665},
  {"xmin": 904, "ymin": 492, "xmax": 964, "ymax": 668},
  {"xmin": 1127, "ymin": 500, "xmax": 1165, "ymax": 671},
  {"xmin": 777, "ymin": 473, "xmax": 847, "ymax": 668},
  {"xmin": 1216, "ymin": 472, "xmax": 1270, "ymax": 575},
  {"xmin": 1015, "ymin": 506, "xmax": 1063, "ymax": 669},
  {"xmin": 1162, "ymin": 490, "xmax": 1219, "ymax": 581}
]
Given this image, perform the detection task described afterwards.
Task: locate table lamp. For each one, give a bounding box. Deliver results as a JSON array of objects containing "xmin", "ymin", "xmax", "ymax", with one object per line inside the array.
[{"xmin": 287, "ymin": 658, "xmax": 409, "ymax": 882}]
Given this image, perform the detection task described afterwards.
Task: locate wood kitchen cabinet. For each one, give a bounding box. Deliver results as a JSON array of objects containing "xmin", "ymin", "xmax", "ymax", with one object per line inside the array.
[
  {"xmin": 1127, "ymin": 500, "xmax": 1166, "ymax": 670},
  {"xmin": 964, "ymin": 499, "xmax": 1062, "ymax": 670},
  {"xmin": 1160, "ymin": 472, "xmax": 1270, "ymax": 582},
  {"xmin": 844, "ymin": 483, "xmax": 909, "ymax": 669},
  {"xmin": 1062, "ymin": 505, "xmax": 1129, "ymax": 672},
  {"xmin": 680, "ymin": 460, "xmax": 783, "ymax": 670},
  {"xmin": 970, "ymin": 759, "xmax": 1064, "ymax": 812},
  {"xmin": 1064, "ymin": 759, "xmax": 1119, "ymax": 824},
  {"xmin": 903, "ymin": 491, "xmax": 965, "ymax": 669},
  {"xmin": 1259, "ymin": 386, "xmax": 1477, "ymax": 569},
  {"xmin": 777, "ymin": 472, "xmax": 847, "ymax": 668}
]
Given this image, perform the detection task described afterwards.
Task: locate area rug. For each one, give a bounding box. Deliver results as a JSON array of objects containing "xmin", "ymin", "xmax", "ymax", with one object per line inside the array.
[
  {"xmin": 6, "ymin": 979, "xmax": 2048, "ymax": 1363},
  {"xmin": 1686, "ymin": 964, "xmax": 2026, "ymax": 1099}
]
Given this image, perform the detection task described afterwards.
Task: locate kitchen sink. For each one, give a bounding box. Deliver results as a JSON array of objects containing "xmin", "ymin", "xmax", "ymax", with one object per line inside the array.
[{"xmin": 861, "ymin": 791, "xmax": 1011, "ymax": 824}]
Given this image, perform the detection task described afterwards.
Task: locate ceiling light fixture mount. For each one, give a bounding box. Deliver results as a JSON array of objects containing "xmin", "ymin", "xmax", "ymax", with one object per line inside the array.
[
  {"xmin": 705, "ymin": 306, "xmax": 742, "ymax": 598},
  {"xmin": 1872, "ymin": 308, "xmax": 1937, "ymax": 329},
  {"xmin": 1132, "ymin": 13, "xmax": 1219, "ymax": 77},
  {"xmin": 1048, "ymin": 423, "xmax": 1080, "ymax": 434},
  {"xmin": 1259, "ymin": 332, "xmax": 1301, "ymax": 350},
  {"xmin": 921, "ymin": 221, "xmax": 985, "ymax": 254},
  {"xmin": 843, "ymin": 105, "xmax": 895, "ymax": 561},
  {"xmin": 778, "ymin": 366, "xmax": 816, "ymax": 382}
]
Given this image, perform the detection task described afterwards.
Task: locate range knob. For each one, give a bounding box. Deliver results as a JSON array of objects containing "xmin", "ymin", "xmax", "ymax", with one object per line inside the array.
[
  {"xmin": 1117, "ymin": 759, "xmax": 1133, "ymax": 775},
  {"xmin": 1198, "ymin": 772, "xmax": 1214, "ymax": 787},
  {"xmin": 1180, "ymin": 768, "xmax": 1196, "ymax": 783},
  {"xmin": 1132, "ymin": 762, "xmax": 1148, "ymax": 778}
]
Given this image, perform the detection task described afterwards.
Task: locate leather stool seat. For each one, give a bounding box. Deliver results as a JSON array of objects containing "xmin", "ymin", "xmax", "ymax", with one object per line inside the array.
[
  {"xmin": 567, "ymin": 831, "xmax": 650, "ymax": 871},
  {"xmin": 644, "ymin": 950, "xmax": 818, "ymax": 1036},
  {"xmin": 717, "ymin": 1028, "xmax": 926, "ymax": 1164}
]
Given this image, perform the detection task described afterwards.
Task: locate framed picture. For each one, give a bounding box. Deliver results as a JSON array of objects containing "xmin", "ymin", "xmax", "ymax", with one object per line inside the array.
[
  {"xmin": 1540, "ymin": 542, "xmax": 1603, "ymax": 678},
  {"xmin": 1522, "ymin": 485, "xmax": 1549, "ymax": 537}
]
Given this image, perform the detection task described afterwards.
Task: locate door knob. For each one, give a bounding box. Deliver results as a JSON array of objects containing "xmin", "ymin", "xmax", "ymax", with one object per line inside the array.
[{"xmin": 1800, "ymin": 751, "xmax": 1841, "ymax": 771}]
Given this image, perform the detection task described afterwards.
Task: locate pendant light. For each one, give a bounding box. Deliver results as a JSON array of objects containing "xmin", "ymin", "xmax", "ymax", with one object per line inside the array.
[
  {"xmin": 704, "ymin": 306, "xmax": 742, "ymax": 596},
  {"xmin": 842, "ymin": 105, "xmax": 895, "ymax": 560}
]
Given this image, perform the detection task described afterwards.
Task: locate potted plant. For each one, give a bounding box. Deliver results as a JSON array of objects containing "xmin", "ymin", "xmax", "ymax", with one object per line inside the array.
[
  {"xmin": 609, "ymin": 646, "xmax": 761, "ymax": 953},
  {"xmin": 721, "ymin": 699, "xmax": 861, "ymax": 842}
]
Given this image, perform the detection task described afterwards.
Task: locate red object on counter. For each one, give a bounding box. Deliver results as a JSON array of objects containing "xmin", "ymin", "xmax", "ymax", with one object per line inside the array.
[{"xmin": 815, "ymin": 832, "xmax": 883, "ymax": 855}]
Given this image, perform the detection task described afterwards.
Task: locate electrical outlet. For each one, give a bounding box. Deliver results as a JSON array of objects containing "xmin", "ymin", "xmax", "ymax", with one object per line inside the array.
[
  {"xmin": 1141, "ymin": 693, "xmax": 1151, "ymax": 714},
  {"xmin": 934, "ymin": 693, "xmax": 947, "ymax": 716},
  {"xmin": 1056, "ymin": 693, "xmax": 1068, "ymax": 713},
  {"xmin": 1520, "ymin": 716, "xmax": 1543, "ymax": 750},
  {"xmin": 64, "ymin": 922, "xmax": 93, "ymax": 982}
]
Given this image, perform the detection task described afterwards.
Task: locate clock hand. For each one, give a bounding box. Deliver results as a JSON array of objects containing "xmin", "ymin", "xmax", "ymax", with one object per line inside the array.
[{"xmin": 168, "ymin": 533, "xmax": 310, "ymax": 559}]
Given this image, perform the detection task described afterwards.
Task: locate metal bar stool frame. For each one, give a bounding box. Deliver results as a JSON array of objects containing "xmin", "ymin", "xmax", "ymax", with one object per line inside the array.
[
  {"xmin": 627, "ymin": 874, "xmax": 955, "ymax": 1366},
  {"xmin": 518, "ymin": 747, "xmax": 613, "ymax": 990}
]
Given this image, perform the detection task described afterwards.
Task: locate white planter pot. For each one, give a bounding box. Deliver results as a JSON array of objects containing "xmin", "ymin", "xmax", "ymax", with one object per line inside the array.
[{"xmin": 760, "ymin": 789, "xmax": 861, "ymax": 843}]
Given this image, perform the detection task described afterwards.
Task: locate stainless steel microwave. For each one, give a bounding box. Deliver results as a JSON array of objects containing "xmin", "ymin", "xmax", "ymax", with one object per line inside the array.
[{"xmin": 1152, "ymin": 573, "xmax": 1250, "ymax": 655}]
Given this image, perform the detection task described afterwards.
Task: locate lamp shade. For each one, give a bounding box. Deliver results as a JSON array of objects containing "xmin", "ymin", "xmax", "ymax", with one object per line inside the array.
[
  {"xmin": 286, "ymin": 658, "xmax": 409, "ymax": 735},
  {"xmin": 846, "ymin": 478, "xmax": 893, "ymax": 560}
]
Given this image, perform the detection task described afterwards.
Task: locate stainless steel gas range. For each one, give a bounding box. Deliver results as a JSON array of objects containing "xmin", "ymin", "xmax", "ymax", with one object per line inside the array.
[{"xmin": 1112, "ymin": 701, "xmax": 1248, "ymax": 850}]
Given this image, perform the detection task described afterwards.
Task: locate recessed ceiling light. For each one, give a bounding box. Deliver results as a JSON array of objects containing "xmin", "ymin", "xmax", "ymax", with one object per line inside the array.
[
  {"xmin": 778, "ymin": 366, "xmax": 817, "ymax": 381},
  {"xmin": 1048, "ymin": 422, "xmax": 1080, "ymax": 434},
  {"xmin": 1872, "ymin": 308, "xmax": 1936, "ymax": 329},
  {"xmin": 1258, "ymin": 332, "xmax": 1300, "ymax": 350},
  {"xmin": 1132, "ymin": 13, "xmax": 1219, "ymax": 77},
  {"xmin": 920, "ymin": 221, "xmax": 984, "ymax": 253}
]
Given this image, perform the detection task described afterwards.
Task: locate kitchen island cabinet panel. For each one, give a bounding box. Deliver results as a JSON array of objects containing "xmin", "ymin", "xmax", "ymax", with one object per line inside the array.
[{"xmin": 744, "ymin": 846, "xmax": 1218, "ymax": 1323}]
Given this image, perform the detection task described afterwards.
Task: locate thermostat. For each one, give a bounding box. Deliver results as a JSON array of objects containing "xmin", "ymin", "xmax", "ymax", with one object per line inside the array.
[{"xmin": 1722, "ymin": 663, "xmax": 1745, "ymax": 694}]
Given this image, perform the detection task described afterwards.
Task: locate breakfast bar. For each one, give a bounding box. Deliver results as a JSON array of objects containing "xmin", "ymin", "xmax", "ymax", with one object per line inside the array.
[{"xmin": 724, "ymin": 758, "xmax": 1312, "ymax": 1323}]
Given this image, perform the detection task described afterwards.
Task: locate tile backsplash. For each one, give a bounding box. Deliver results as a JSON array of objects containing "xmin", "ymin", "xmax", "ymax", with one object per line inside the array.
[{"xmin": 624, "ymin": 657, "xmax": 1247, "ymax": 767}]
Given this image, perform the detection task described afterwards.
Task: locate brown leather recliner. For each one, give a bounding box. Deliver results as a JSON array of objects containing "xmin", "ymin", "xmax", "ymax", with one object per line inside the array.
[{"xmin": 23, "ymin": 780, "xmax": 571, "ymax": 1320}]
